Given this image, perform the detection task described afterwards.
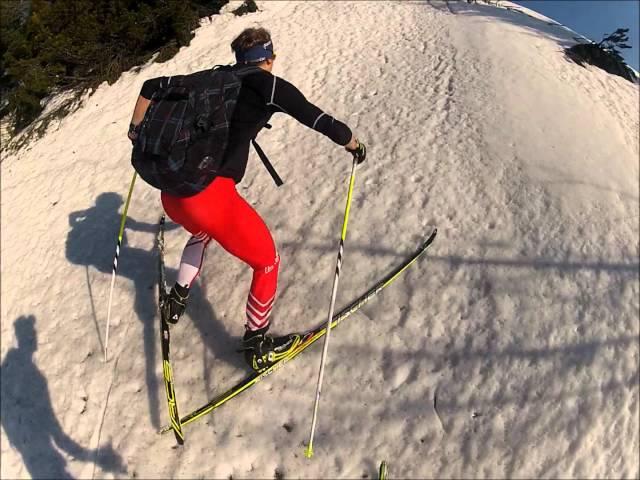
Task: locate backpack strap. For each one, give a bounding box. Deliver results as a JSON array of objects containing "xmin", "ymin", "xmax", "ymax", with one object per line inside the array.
[{"xmin": 252, "ymin": 138, "xmax": 283, "ymax": 187}]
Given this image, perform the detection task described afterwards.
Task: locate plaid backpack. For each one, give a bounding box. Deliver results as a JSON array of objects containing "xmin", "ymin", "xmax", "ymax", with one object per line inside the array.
[{"xmin": 131, "ymin": 64, "xmax": 280, "ymax": 197}]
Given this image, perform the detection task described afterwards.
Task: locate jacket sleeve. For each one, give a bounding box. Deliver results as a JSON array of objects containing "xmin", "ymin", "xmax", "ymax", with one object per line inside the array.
[{"xmin": 267, "ymin": 76, "xmax": 352, "ymax": 146}]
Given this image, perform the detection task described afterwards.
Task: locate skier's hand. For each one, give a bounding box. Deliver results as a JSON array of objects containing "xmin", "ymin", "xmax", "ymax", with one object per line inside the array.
[
  {"xmin": 346, "ymin": 139, "xmax": 366, "ymax": 164},
  {"xmin": 96, "ymin": 443, "xmax": 127, "ymax": 474},
  {"xmin": 128, "ymin": 123, "xmax": 140, "ymax": 145}
]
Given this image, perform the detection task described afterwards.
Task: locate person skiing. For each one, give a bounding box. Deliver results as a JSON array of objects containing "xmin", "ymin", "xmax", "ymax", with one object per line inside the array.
[{"xmin": 128, "ymin": 27, "xmax": 366, "ymax": 372}]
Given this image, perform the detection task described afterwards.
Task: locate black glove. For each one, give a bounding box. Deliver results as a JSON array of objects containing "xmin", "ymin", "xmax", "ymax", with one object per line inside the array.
[
  {"xmin": 128, "ymin": 123, "xmax": 140, "ymax": 144},
  {"xmin": 346, "ymin": 140, "xmax": 366, "ymax": 164}
]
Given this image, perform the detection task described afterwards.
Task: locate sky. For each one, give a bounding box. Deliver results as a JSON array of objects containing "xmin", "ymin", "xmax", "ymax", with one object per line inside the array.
[{"xmin": 514, "ymin": 0, "xmax": 640, "ymax": 70}]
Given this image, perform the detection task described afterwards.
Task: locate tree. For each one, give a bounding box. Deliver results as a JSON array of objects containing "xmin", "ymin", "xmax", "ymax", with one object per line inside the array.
[
  {"xmin": 565, "ymin": 27, "xmax": 637, "ymax": 84},
  {"xmin": 1, "ymin": 0, "xmax": 230, "ymax": 137},
  {"xmin": 598, "ymin": 28, "xmax": 632, "ymax": 54}
]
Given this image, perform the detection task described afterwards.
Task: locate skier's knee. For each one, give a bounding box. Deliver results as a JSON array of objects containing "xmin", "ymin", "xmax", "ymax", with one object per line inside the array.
[{"xmin": 259, "ymin": 252, "xmax": 280, "ymax": 275}]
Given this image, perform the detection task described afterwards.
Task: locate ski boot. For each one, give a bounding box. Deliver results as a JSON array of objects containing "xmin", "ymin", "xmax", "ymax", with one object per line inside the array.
[
  {"xmin": 162, "ymin": 283, "xmax": 189, "ymax": 325},
  {"xmin": 239, "ymin": 326, "xmax": 302, "ymax": 372}
]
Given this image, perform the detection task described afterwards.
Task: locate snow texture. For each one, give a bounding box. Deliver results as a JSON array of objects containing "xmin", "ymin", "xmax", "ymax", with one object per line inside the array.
[{"xmin": 1, "ymin": 1, "xmax": 638, "ymax": 478}]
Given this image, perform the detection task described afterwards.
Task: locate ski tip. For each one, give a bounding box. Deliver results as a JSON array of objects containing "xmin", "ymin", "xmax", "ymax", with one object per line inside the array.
[
  {"xmin": 420, "ymin": 228, "xmax": 437, "ymax": 248},
  {"xmin": 379, "ymin": 460, "xmax": 388, "ymax": 479},
  {"xmin": 304, "ymin": 445, "xmax": 314, "ymax": 459}
]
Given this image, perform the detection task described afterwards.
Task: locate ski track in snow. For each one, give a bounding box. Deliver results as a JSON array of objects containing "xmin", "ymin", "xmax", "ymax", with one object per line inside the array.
[{"xmin": 1, "ymin": 1, "xmax": 638, "ymax": 478}]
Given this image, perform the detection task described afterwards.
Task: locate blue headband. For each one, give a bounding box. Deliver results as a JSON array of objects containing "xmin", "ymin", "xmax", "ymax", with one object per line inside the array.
[{"xmin": 236, "ymin": 40, "xmax": 274, "ymax": 63}]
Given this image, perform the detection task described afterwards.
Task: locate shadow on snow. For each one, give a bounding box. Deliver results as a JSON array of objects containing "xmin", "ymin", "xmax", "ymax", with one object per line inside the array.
[
  {"xmin": 65, "ymin": 192, "xmax": 248, "ymax": 430},
  {"xmin": 0, "ymin": 315, "xmax": 127, "ymax": 479}
]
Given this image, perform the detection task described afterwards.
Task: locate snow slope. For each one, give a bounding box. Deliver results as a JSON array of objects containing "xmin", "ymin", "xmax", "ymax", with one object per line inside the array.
[{"xmin": 1, "ymin": 1, "xmax": 638, "ymax": 478}]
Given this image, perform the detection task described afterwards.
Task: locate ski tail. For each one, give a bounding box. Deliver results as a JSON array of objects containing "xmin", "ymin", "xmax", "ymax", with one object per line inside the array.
[
  {"xmin": 158, "ymin": 215, "xmax": 185, "ymax": 445},
  {"xmin": 159, "ymin": 228, "xmax": 437, "ymax": 434}
]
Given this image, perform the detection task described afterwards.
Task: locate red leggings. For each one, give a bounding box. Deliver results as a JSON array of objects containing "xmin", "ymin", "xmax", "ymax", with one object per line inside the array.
[{"xmin": 161, "ymin": 177, "xmax": 279, "ymax": 331}]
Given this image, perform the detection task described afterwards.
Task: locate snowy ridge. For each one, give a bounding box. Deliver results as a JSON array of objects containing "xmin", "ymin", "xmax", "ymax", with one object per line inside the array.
[
  {"xmin": 495, "ymin": 0, "xmax": 639, "ymax": 80},
  {"xmin": 1, "ymin": 1, "xmax": 638, "ymax": 479}
]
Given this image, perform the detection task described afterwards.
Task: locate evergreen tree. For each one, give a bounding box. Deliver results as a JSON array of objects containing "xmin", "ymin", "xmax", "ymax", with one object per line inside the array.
[
  {"xmin": 566, "ymin": 27, "xmax": 636, "ymax": 84},
  {"xmin": 1, "ymin": 0, "xmax": 229, "ymax": 134}
]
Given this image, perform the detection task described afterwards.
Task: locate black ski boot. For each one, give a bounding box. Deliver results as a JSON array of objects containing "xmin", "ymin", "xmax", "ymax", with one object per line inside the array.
[
  {"xmin": 240, "ymin": 326, "xmax": 302, "ymax": 372},
  {"xmin": 162, "ymin": 283, "xmax": 189, "ymax": 325}
]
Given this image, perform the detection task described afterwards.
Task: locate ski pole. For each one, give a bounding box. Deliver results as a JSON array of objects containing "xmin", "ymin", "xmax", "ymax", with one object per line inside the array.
[
  {"xmin": 104, "ymin": 172, "xmax": 137, "ymax": 362},
  {"xmin": 305, "ymin": 157, "xmax": 358, "ymax": 458}
]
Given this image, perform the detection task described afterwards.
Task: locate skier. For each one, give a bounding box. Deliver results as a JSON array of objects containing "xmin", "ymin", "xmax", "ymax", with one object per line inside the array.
[{"xmin": 128, "ymin": 27, "xmax": 366, "ymax": 372}]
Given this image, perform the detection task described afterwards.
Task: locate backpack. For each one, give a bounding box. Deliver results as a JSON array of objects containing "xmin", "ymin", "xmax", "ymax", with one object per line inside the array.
[{"xmin": 131, "ymin": 65, "xmax": 282, "ymax": 197}]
